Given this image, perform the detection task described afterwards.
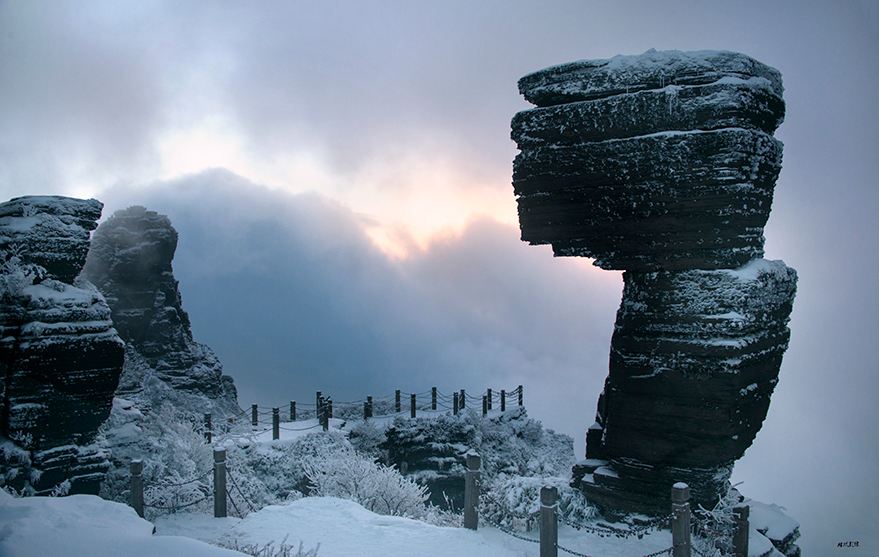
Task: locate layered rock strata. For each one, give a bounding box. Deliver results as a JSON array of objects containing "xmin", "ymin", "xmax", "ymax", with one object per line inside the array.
[
  {"xmin": 511, "ymin": 50, "xmax": 798, "ymax": 521},
  {"xmin": 0, "ymin": 196, "xmax": 124, "ymax": 495},
  {"xmin": 81, "ymin": 206, "xmax": 238, "ymax": 415},
  {"xmin": 513, "ymin": 49, "xmax": 785, "ymax": 272}
]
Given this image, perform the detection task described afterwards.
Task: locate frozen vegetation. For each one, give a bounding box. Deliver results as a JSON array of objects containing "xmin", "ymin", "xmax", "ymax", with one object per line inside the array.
[{"xmin": 0, "ymin": 399, "xmax": 801, "ymax": 556}]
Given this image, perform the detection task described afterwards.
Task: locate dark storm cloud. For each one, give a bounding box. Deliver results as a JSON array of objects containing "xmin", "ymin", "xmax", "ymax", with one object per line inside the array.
[{"xmin": 98, "ymin": 169, "xmax": 622, "ymax": 421}]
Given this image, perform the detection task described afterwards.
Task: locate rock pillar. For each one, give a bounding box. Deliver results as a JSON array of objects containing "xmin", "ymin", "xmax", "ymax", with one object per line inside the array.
[{"xmin": 511, "ymin": 49, "xmax": 797, "ymax": 515}]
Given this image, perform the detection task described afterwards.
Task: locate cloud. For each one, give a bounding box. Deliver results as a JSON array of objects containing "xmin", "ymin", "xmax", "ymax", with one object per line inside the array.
[{"xmin": 97, "ymin": 168, "xmax": 622, "ymax": 441}]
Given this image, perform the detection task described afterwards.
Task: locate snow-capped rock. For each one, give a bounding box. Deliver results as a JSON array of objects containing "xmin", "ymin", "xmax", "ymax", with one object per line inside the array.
[
  {"xmin": 511, "ymin": 49, "xmax": 786, "ymax": 272},
  {"xmin": 0, "ymin": 195, "xmax": 124, "ymax": 495},
  {"xmin": 511, "ymin": 51, "xmax": 798, "ymax": 551}
]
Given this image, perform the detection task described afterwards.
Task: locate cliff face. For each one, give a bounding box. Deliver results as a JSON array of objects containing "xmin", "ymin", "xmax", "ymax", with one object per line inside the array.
[
  {"xmin": 0, "ymin": 196, "xmax": 124, "ymax": 495},
  {"xmin": 511, "ymin": 49, "xmax": 798, "ymax": 530},
  {"xmin": 81, "ymin": 206, "xmax": 238, "ymax": 414}
]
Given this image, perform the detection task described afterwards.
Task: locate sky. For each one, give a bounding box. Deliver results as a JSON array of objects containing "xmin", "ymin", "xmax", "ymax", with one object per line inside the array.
[{"xmin": 2, "ymin": 0, "xmax": 878, "ymax": 553}]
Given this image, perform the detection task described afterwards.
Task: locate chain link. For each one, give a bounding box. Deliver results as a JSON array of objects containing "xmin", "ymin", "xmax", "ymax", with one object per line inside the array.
[
  {"xmin": 149, "ymin": 467, "xmax": 212, "ymax": 488},
  {"xmin": 641, "ymin": 548, "xmax": 674, "ymax": 557},
  {"xmin": 557, "ymin": 543, "xmax": 593, "ymax": 557}
]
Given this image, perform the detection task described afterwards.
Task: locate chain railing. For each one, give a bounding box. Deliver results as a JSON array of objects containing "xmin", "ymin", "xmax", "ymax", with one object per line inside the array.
[{"xmin": 202, "ymin": 386, "xmax": 525, "ymax": 442}]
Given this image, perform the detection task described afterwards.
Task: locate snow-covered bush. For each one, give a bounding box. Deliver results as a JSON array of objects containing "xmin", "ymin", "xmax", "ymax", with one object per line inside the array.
[
  {"xmin": 302, "ymin": 448, "xmax": 428, "ymax": 518},
  {"xmin": 216, "ymin": 537, "xmax": 320, "ymax": 557},
  {"xmin": 479, "ymin": 474, "xmax": 596, "ymax": 532},
  {"xmin": 347, "ymin": 419, "xmax": 387, "ymax": 459},
  {"xmin": 0, "ymin": 437, "xmax": 35, "ymax": 496}
]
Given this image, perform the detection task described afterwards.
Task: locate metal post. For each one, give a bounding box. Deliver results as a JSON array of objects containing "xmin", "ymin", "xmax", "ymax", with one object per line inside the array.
[
  {"xmin": 431, "ymin": 387, "xmax": 437, "ymax": 410},
  {"xmin": 290, "ymin": 401, "xmax": 296, "ymax": 421},
  {"xmin": 540, "ymin": 486, "xmax": 558, "ymax": 557},
  {"xmin": 395, "ymin": 390, "xmax": 401, "ymax": 413},
  {"xmin": 733, "ymin": 505, "xmax": 749, "ymax": 557},
  {"xmin": 130, "ymin": 459, "xmax": 144, "ymax": 518},
  {"xmin": 251, "ymin": 404, "xmax": 258, "ymax": 427},
  {"xmin": 460, "ymin": 389, "xmax": 465, "ymax": 409},
  {"xmin": 464, "ymin": 452, "xmax": 481, "ymax": 530},
  {"xmin": 411, "ymin": 393, "xmax": 416, "ymax": 418},
  {"xmin": 272, "ymin": 407, "xmax": 279, "ymax": 440},
  {"xmin": 204, "ymin": 413, "xmax": 212, "ymax": 443},
  {"xmin": 501, "ymin": 390, "xmax": 506, "ymax": 412},
  {"xmin": 672, "ymin": 483, "xmax": 691, "ymax": 557},
  {"xmin": 367, "ymin": 395, "xmax": 373, "ymax": 419},
  {"xmin": 327, "ymin": 397, "xmax": 333, "ymax": 419},
  {"xmin": 482, "ymin": 395, "xmax": 487, "ymax": 416},
  {"xmin": 487, "ymin": 388, "xmax": 492, "ymax": 410},
  {"xmin": 453, "ymin": 392, "xmax": 459, "ymax": 415},
  {"xmin": 213, "ymin": 448, "xmax": 227, "ymax": 518},
  {"xmin": 519, "ymin": 385, "xmax": 523, "ymax": 406}
]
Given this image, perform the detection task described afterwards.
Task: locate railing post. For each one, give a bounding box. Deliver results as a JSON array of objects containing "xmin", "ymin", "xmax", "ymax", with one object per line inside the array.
[
  {"xmin": 431, "ymin": 387, "xmax": 437, "ymax": 410},
  {"xmin": 319, "ymin": 396, "xmax": 328, "ymax": 431},
  {"xmin": 327, "ymin": 397, "xmax": 333, "ymax": 419},
  {"xmin": 204, "ymin": 413, "xmax": 212, "ymax": 443},
  {"xmin": 130, "ymin": 459, "xmax": 144, "ymax": 518},
  {"xmin": 251, "ymin": 404, "xmax": 258, "ymax": 427},
  {"xmin": 487, "ymin": 388, "xmax": 492, "ymax": 410},
  {"xmin": 464, "ymin": 452, "xmax": 481, "ymax": 530},
  {"xmin": 272, "ymin": 407, "xmax": 280, "ymax": 440},
  {"xmin": 733, "ymin": 505, "xmax": 749, "ymax": 557},
  {"xmin": 460, "ymin": 389, "xmax": 465, "ymax": 409},
  {"xmin": 482, "ymin": 395, "xmax": 487, "ymax": 416},
  {"xmin": 316, "ymin": 391, "xmax": 322, "ymax": 420},
  {"xmin": 395, "ymin": 390, "xmax": 401, "ymax": 413},
  {"xmin": 453, "ymin": 392, "xmax": 459, "ymax": 415},
  {"xmin": 501, "ymin": 390, "xmax": 506, "ymax": 412},
  {"xmin": 540, "ymin": 486, "xmax": 558, "ymax": 557},
  {"xmin": 290, "ymin": 401, "xmax": 296, "ymax": 422},
  {"xmin": 519, "ymin": 385, "xmax": 523, "ymax": 406},
  {"xmin": 213, "ymin": 448, "xmax": 227, "ymax": 518},
  {"xmin": 411, "ymin": 393, "xmax": 416, "ymax": 418},
  {"xmin": 672, "ymin": 483, "xmax": 691, "ymax": 557},
  {"xmin": 367, "ymin": 395, "xmax": 373, "ymax": 419}
]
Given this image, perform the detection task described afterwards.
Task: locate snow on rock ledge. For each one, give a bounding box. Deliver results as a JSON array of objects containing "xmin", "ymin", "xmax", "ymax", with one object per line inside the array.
[{"xmin": 0, "ymin": 195, "xmax": 103, "ymax": 283}]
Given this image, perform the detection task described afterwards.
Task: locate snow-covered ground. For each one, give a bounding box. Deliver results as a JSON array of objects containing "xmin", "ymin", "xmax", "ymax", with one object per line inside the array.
[
  {"xmin": 1, "ymin": 489, "xmax": 679, "ymax": 557},
  {"xmin": 2, "ymin": 487, "xmax": 810, "ymax": 557}
]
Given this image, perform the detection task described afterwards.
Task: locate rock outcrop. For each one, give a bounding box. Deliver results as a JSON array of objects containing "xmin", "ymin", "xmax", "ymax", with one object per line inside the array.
[
  {"xmin": 81, "ymin": 206, "xmax": 238, "ymax": 415},
  {"xmin": 0, "ymin": 196, "xmax": 124, "ymax": 495},
  {"xmin": 513, "ymin": 49, "xmax": 784, "ymax": 272},
  {"xmin": 511, "ymin": 48, "xmax": 798, "ymax": 543}
]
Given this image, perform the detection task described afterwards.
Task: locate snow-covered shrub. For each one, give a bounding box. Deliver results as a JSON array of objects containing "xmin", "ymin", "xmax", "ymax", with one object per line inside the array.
[
  {"xmin": 347, "ymin": 419, "xmax": 387, "ymax": 460},
  {"xmin": 690, "ymin": 486, "xmax": 747, "ymax": 557},
  {"xmin": 472, "ymin": 407, "xmax": 573, "ymax": 478},
  {"xmin": 479, "ymin": 474, "xmax": 596, "ymax": 532},
  {"xmin": 302, "ymin": 448, "xmax": 428, "ymax": 518},
  {"xmin": 216, "ymin": 537, "xmax": 320, "ymax": 557},
  {"xmin": 0, "ymin": 437, "xmax": 35, "ymax": 496}
]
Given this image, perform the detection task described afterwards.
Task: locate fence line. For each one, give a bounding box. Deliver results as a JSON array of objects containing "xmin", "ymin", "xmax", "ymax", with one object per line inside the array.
[
  {"xmin": 201, "ymin": 386, "xmax": 525, "ymax": 442},
  {"xmin": 476, "ymin": 480, "xmax": 747, "ymax": 557},
  {"xmin": 129, "ymin": 462, "xmax": 748, "ymax": 557}
]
